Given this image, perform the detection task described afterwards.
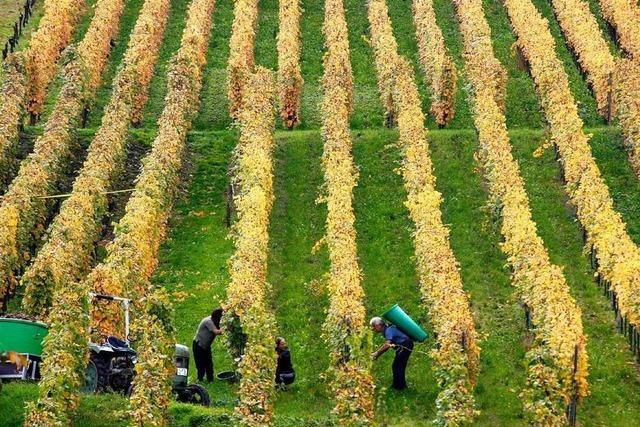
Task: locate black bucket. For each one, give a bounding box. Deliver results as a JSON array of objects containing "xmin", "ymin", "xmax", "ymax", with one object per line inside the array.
[{"xmin": 217, "ymin": 371, "xmax": 239, "ymax": 383}]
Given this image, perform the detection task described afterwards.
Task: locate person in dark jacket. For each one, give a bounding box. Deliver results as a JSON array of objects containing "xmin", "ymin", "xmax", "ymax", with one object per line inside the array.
[
  {"xmin": 192, "ymin": 308, "xmax": 223, "ymax": 382},
  {"xmin": 275, "ymin": 337, "xmax": 295, "ymax": 387},
  {"xmin": 370, "ymin": 317, "xmax": 414, "ymax": 390}
]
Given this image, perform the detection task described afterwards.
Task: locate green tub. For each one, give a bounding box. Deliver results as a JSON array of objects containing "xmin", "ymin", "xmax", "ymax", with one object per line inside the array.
[
  {"xmin": 381, "ymin": 304, "xmax": 428, "ymax": 343},
  {"xmin": 0, "ymin": 318, "xmax": 49, "ymax": 356}
]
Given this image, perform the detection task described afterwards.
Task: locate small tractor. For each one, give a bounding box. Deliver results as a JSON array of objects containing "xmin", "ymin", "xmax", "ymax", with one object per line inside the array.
[{"xmin": 0, "ymin": 293, "xmax": 210, "ymax": 406}]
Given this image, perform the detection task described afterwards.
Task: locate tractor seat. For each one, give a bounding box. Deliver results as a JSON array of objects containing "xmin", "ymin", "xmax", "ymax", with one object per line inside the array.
[{"xmin": 107, "ymin": 336, "xmax": 131, "ymax": 351}]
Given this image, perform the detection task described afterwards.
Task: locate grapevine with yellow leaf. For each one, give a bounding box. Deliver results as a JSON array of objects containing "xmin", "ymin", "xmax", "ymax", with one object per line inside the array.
[
  {"xmin": 227, "ymin": 0, "xmax": 259, "ymax": 119},
  {"xmin": 277, "ymin": 0, "xmax": 303, "ymax": 129},
  {"xmin": 614, "ymin": 58, "xmax": 640, "ymax": 177},
  {"xmin": 504, "ymin": 0, "xmax": 640, "ymax": 385},
  {"xmin": 368, "ymin": 0, "xmax": 480, "ymax": 423},
  {"xmin": 320, "ymin": 0, "xmax": 375, "ymax": 423},
  {"xmin": 367, "ymin": 0, "xmax": 398, "ymax": 127},
  {"xmin": 88, "ymin": 0, "xmax": 216, "ymax": 337},
  {"xmin": 454, "ymin": 0, "xmax": 589, "ymax": 423},
  {"xmin": 0, "ymin": 54, "xmax": 26, "ymax": 190},
  {"xmin": 25, "ymin": 0, "xmax": 86, "ymax": 118},
  {"xmin": 598, "ymin": 0, "xmax": 640, "ymax": 58},
  {"xmin": 23, "ymin": 0, "xmax": 209, "ymax": 423},
  {"xmin": 222, "ymin": 66, "xmax": 278, "ymax": 426},
  {"xmin": 0, "ymin": 0, "xmax": 126, "ymax": 307},
  {"xmin": 411, "ymin": 0, "xmax": 457, "ymax": 126},
  {"xmin": 548, "ymin": 0, "xmax": 615, "ymax": 116},
  {"xmin": 21, "ymin": 0, "xmax": 171, "ymax": 317}
]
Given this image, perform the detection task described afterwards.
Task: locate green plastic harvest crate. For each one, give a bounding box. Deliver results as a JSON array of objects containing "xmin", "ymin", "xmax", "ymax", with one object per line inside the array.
[{"xmin": 0, "ymin": 318, "xmax": 48, "ymax": 355}]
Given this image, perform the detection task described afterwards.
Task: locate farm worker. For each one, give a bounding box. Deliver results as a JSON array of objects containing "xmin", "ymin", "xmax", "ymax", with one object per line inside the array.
[
  {"xmin": 370, "ymin": 317, "xmax": 414, "ymax": 390},
  {"xmin": 192, "ymin": 308, "xmax": 223, "ymax": 382},
  {"xmin": 275, "ymin": 336, "xmax": 295, "ymax": 387}
]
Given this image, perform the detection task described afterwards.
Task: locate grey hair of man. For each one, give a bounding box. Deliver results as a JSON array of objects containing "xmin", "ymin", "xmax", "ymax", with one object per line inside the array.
[{"xmin": 369, "ymin": 317, "xmax": 386, "ymax": 327}]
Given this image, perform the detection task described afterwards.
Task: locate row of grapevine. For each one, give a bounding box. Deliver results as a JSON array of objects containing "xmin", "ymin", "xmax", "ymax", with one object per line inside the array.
[
  {"xmin": 367, "ymin": 0, "xmax": 479, "ymax": 423},
  {"xmin": 21, "ymin": 0, "xmax": 171, "ymax": 317},
  {"xmin": 127, "ymin": 286, "xmax": 175, "ymax": 427},
  {"xmin": 92, "ymin": 1, "xmax": 216, "ymax": 423},
  {"xmin": 1, "ymin": 0, "xmax": 38, "ymax": 60},
  {"xmin": 277, "ymin": 0, "xmax": 303, "ymax": 129},
  {"xmin": 110, "ymin": 0, "xmax": 215, "ymax": 426},
  {"xmin": 598, "ymin": 0, "xmax": 640, "ymax": 58},
  {"xmin": 323, "ymin": 0, "xmax": 353, "ymax": 110},
  {"xmin": 23, "ymin": 0, "xmax": 215, "ymax": 424},
  {"xmin": 368, "ymin": 0, "xmax": 398, "ymax": 127},
  {"xmin": 548, "ymin": 0, "xmax": 615, "ymax": 116},
  {"xmin": 614, "ymin": 59, "xmax": 640, "ymax": 176},
  {"xmin": 503, "ymin": 0, "xmax": 640, "ymax": 358},
  {"xmin": 453, "ymin": 0, "xmax": 589, "ymax": 423},
  {"xmin": 395, "ymin": 59, "xmax": 480, "ymax": 425},
  {"xmin": 226, "ymin": 0, "xmax": 258, "ymax": 118},
  {"xmin": 25, "ymin": 0, "xmax": 86, "ymax": 118},
  {"xmin": 411, "ymin": 0, "xmax": 456, "ymax": 126},
  {"xmin": 320, "ymin": 0, "xmax": 374, "ymax": 423},
  {"xmin": 0, "ymin": 0, "xmax": 84, "ymax": 189},
  {"xmin": 0, "ymin": 0, "xmax": 126, "ymax": 307},
  {"xmin": 89, "ymin": 0, "xmax": 216, "ymax": 336},
  {"xmin": 223, "ymin": 67, "xmax": 278, "ymax": 426},
  {"xmin": 0, "ymin": 55, "xmax": 25, "ymax": 189}
]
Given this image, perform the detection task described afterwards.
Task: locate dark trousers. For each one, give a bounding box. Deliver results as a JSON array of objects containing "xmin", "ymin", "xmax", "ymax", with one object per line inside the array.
[
  {"xmin": 192, "ymin": 340, "xmax": 213, "ymax": 382},
  {"xmin": 392, "ymin": 340, "xmax": 413, "ymax": 390},
  {"xmin": 276, "ymin": 371, "xmax": 295, "ymax": 385}
]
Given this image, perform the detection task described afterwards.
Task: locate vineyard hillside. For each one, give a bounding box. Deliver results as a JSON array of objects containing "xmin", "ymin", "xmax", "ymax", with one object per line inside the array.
[{"xmin": 2, "ymin": 0, "xmax": 640, "ymax": 425}]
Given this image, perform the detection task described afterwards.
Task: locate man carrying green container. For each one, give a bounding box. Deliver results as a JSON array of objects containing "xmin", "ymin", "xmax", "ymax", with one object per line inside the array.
[{"xmin": 370, "ymin": 305, "xmax": 428, "ymax": 390}]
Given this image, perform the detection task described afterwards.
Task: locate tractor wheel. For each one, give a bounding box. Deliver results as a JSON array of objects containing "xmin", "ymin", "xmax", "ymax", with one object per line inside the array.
[
  {"xmin": 179, "ymin": 384, "xmax": 210, "ymax": 407},
  {"xmin": 82, "ymin": 354, "xmax": 110, "ymax": 393}
]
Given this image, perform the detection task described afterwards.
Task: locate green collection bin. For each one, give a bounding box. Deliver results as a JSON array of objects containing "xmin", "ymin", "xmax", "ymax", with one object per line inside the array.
[
  {"xmin": 381, "ymin": 304, "xmax": 428, "ymax": 343},
  {"xmin": 0, "ymin": 318, "xmax": 49, "ymax": 356}
]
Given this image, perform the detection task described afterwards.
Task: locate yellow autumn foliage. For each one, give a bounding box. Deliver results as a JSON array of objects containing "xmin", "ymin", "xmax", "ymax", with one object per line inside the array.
[
  {"xmin": 505, "ymin": 0, "xmax": 640, "ymax": 333},
  {"xmin": 128, "ymin": 286, "xmax": 176, "ymax": 427},
  {"xmin": 548, "ymin": 0, "xmax": 615, "ymax": 116},
  {"xmin": 23, "ymin": 0, "xmax": 207, "ymax": 423},
  {"xmin": 277, "ymin": 0, "xmax": 303, "ymax": 129},
  {"xmin": 367, "ymin": 0, "xmax": 398, "ymax": 127},
  {"xmin": 614, "ymin": 58, "xmax": 640, "ymax": 177},
  {"xmin": 223, "ymin": 67, "xmax": 278, "ymax": 426},
  {"xmin": 25, "ymin": 0, "xmax": 86, "ymax": 117},
  {"xmin": 368, "ymin": 0, "xmax": 480, "ymax": 422},
  {"xmin": 598, "ymin": 0, "xmax": 640, "ymax": 59},
  {"xmin": 88, "ymin": 0, "xmax": 216, "ymax": 338},
  {"xmin": 411, "ymin": 0, "xmax": 456, "ymax": 126},
  {"xmin": 320, "ymin": 0, "xmax": 374, "ymax": 423},
  {"xmin": 0, "ymin": 0, "xmax": 126, "ymax": 305},
  {"xmin": 227, "ymin": 0, "xmax": 259, "ymax": 119},
  {"xmin": 454, "ymin": 0, "xmax": 589, "ymax": 423},
  {"xmin": 0, "ymin": 54, "xmax": 26, "ymax": 189},
  {"xmin": 504, "ymin": 0, "xmax": 640, "ymax": 419},
  {"xmin": 21, "ymin": 0, "xmax": 170, "ymax": 318}
]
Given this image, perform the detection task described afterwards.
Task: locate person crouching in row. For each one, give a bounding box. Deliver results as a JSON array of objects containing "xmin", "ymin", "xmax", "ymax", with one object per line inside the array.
[{"xmin": 275, "ymin": 336, "xmax": 295, "ymax": 388}]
